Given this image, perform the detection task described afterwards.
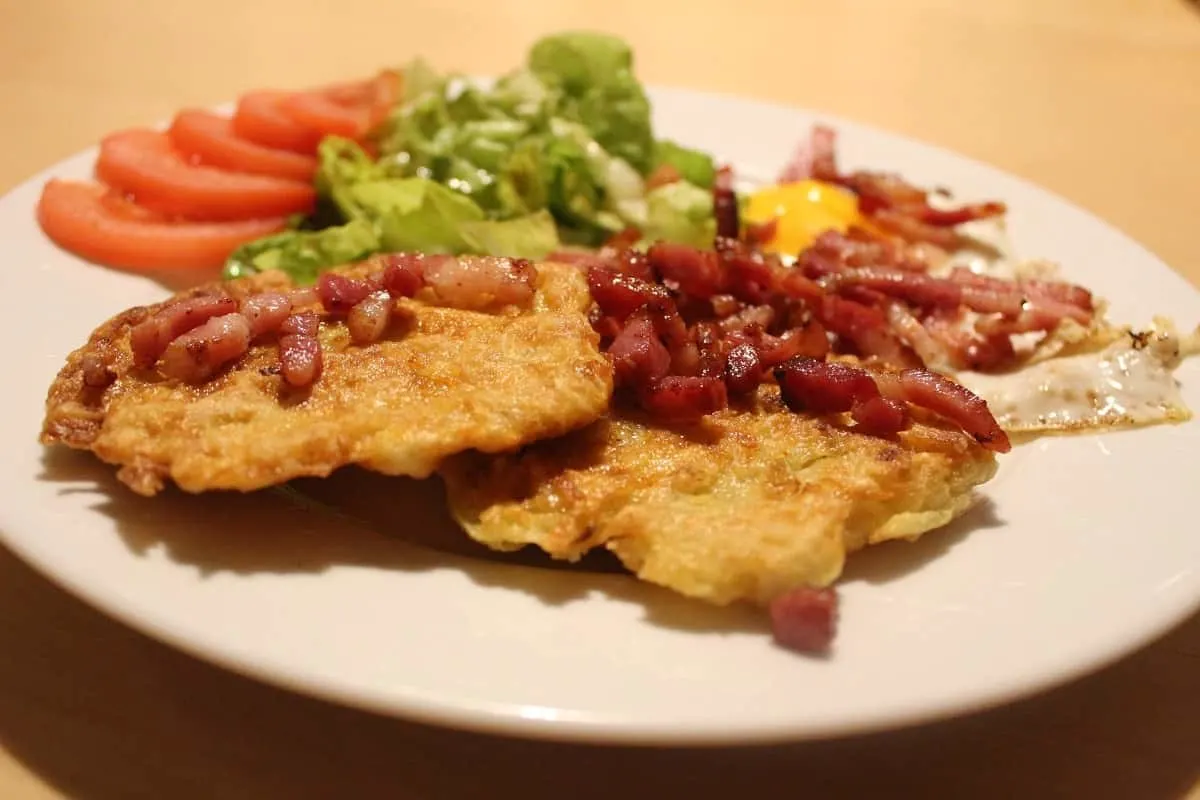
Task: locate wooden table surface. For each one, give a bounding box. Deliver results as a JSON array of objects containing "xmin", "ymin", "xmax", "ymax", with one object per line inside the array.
[{"xmin": 2, "ymin": 1, "xmax": 1198, "ymax": 797}]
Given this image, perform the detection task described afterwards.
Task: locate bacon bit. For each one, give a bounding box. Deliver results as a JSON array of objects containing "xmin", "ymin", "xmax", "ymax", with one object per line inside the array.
[
  {"xmin": 423, "ymin": 255, "xmax": 536, "ymax": 311},
  {"xmin": 279, "ymin": 333, "xmax": 323, "ymax": 389},
  {"xmin": 775, "ymin": 269, "xmax": 825, "ymax": 307},
  {"xmin": 80, "ymin": 353, "xmax": 116, "ymax": 389},
  {"xmin": 719, "ymin": 304, "xmax": 775, "ymax": 335},
  {"xmin": 744, "ymin": 217, "xmax": 779, "ymax": 247},
  {"xmin": 318, "ymin": 272, "xmax": 377, "ymax": 314},
  {"xmin": 718, "ymin": 239, "xmax": 778, "ymax": 303},
  {"xmin": 280, "ymin": 310, "xmax": 320, "ymax": 338},
  {"xmin": 871, "ymin": 209, "xmax": 962, "ymax": 250},
  {"xmin": 158, "ymin": 312, "xmax": 252, "ymax": 383},
  {"xmin": 770, "ymin": 586, "xmax": 838, "ymax": 654},
  {"xmin": 646, "ymin": 164, "xmax": 682, "ymax": 190},
  {"xmin": 379, "ymin": 253, "xmax": 426, "ymax": 298},
  {"xmin": 886, "ymin": 304, "xmax": 951, "ymax": 368},
  {"xmin": 818, "ymin": 295, "xmax": 920, "ymax": 368},
  {"xmin": 648, "ymin": 242, "xmax": 725, "ymax": 298},
  {"xmin": 833, "ymin": 267, "xmax": 964, "ymax": 309},
  {"xmin": 878, "ymin": 369, "xmax": 1011, "ymax": 453},
  {"xmin": 920, "ymin": 202, "xmax": 1006, "ymax": 227},
  {"xmin": 609, "ymin": 316, "xmax": 671, "ymax": 387},
  {"xmin": 713, "ymin": 165, "xmax": 739, "ymax": 240},
  {"xmin": 724, "ymin": 343, "xmax": 763, "ymax": 395},
  {"xmin": 710, "ymin": 294, "xmax": 741, "ymax": 318},
  {"xmin": 783, "ymin": 320, "xmax": 832, "ymax": 360},
  {"xmin": 347, "ymin": 291, "xmax": 394, "ymax": 345},
  {"xmin": 604, "ymin": 226, "xmax": 645, "ymax": 251},
  {"xmin": 588, "ymin": 268, "xmax": 670, "ymax": 321},
  {"xmin": 777, "ymin": 124, "xmax": 838, "ymax": 184},
  {"xmin": 241, "ymin": 292, "xmax": 293, "ymax": 338},
  {"xmin": 850, "ymin": 395, "xmax": 908, "ymax": 436},
  {"xmin": 129, "ymin": 295, "xmax": 238, "ymax": 369},
  {"xmin": 775, "ymin": 356, "xmax": 878, "ymax": 414},
  {"xmin": 638, "ymin": 376, "xmax": 728, "ymax": 423}
]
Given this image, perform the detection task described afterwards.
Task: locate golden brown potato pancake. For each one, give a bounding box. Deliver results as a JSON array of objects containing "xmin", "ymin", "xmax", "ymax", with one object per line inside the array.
[
  {"xmin": 41, "ymin": 262, "xmax": 612, "ymax": 496},
  {"xmin": 441, "ymin": 385, "xmax": 997, "ymax": 607}
]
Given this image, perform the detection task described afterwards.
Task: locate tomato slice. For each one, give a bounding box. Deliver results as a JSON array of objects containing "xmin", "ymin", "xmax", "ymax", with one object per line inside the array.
[
  {"xmin": 168, "ymin": 109, "xmax": 318, "ymax": 182},
  {"xmin": 37, "ymin": 180, "xmax": 288, "ymax": 271},
  {"xmin": 281, "ymin": 92, "xmax": 370, "ymax": 139},
  {"xmin": 96, "ymin": 129, "xmax": 315, "ymax": 221},
  {"xmin": 283, "ymin": 70, "xmax": 403, "ymax": 140},
  {"xmin": 232, "ymin": 91, "xmax": 324, "ymax": 154}
]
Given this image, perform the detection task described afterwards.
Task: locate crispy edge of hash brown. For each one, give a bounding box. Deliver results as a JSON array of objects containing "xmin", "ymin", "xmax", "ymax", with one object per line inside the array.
[{"xmin": 440, "ymin": 385, "xmax": 997, "ymax": 607}]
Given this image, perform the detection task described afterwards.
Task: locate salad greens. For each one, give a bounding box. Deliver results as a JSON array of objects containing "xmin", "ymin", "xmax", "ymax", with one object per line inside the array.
[{"xmin": 223, "ymin": 32, "xmax": 718, "ymax": 284}]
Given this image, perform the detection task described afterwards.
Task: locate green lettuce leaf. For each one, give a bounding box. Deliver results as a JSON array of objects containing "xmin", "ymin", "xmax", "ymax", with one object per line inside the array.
[
  {"xmin": 222, "ymin": 219, "xmax": 381, "ymax": 284},
  {"xmin": 653, "ymin": 139, "xmax": 716, "ymax": 189},
  {"xmin": 642, "ymin": 181, "xmax": 716, "ymax": 248},
  {"xmin": 460, "ymin": 209, "xmax": 561, "ymax": 259},
  {"xmin": 527, "ymin": 32, "xmax": 654, "ymax": 173},
  {"xmin": 343, "ymin": 178, "xmax": 486, "ymax": 253}
]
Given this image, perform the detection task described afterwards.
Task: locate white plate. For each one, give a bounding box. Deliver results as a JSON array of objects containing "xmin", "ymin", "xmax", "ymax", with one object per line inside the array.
[{"xmin": 2, "ymin": 87, "xmax": 1198, "ymax": 746}]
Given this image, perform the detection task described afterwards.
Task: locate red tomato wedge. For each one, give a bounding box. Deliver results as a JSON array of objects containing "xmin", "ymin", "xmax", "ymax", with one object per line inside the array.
[
  {"xmin": 168, "ymin": 109, "xmax": 318, "ymax": 182},
  {"xmin": 232, "ymin": 91, "xmax": 324, "ymax": 153},
  {"xmin": 37, "ymin": 180, "xmax": 288, "ymax": 271},
  {"xmin": 282, "ymin": 70, "xmax": 402, "ymax": 140},
  {"xmin": 281, "ymin": 92, "xmax": 370, "ymax": 139},
  {"xmin": 96, "ymin": 129, "xmax": 316, "ymax": 221}
]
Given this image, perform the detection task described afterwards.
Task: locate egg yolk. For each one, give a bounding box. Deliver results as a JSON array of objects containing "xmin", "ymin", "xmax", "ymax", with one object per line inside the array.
[{"xmin": 743, "ymin": 179, "xmax": 864, "ymax": 255}]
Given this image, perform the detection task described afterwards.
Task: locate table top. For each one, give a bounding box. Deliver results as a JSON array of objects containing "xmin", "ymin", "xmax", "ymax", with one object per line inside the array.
[{"xmin": 2, "ymin": 1, "xmax": 1198, "ymax": 797}]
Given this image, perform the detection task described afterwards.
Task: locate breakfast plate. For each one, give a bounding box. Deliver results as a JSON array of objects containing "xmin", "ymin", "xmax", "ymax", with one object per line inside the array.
[{"xmin": 2, "ymin": 86, "xmax": 1198, "ymax": 745}]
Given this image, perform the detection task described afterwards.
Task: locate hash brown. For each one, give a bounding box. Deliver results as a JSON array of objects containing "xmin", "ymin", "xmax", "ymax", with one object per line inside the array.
[
  {"xmin": 41, "ymin": 262, "xmax": 612, "ymax": 495},
  {"xmin": 441, "ymin": 385, "xmax": 998, "ymax": 607}
]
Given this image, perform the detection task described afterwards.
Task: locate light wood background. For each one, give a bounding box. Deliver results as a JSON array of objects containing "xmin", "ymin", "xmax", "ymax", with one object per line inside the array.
[{"xmin": 2, "ymin": 1, "xmax": 1198, "ymax": 797}]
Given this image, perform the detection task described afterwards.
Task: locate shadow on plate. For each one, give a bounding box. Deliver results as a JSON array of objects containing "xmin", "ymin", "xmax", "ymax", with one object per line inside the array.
[
  {"xmin": 38, "ymin": 448, "xmax": 766, "ymax": 638},
  {"xmin": 839, "ymin": 497, "xmax": 1004, "ymax": 585}
]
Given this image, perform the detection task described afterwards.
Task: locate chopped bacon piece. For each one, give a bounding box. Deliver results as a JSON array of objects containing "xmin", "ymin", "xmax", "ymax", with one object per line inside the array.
[
  {"xmin": 347, "ymin": 291, "xmax": 394, "ymax": 345},
  {"xmin": 240, "ymin": 291, "xmax": 293, "ymax": 338},
  {"xmin": 719, "ymin": 304, "xmax": 775, "ymax": 335},
  {"xmin": 380, "ymin": 253, "xmax": 426, "ymax": 298},
  {"xmin": 588, "ymin": 267, "xmax": 670, "ymax": 321},
  {"xmin": 834, "ymin": 267, "xmax": 964, "ymax": 309},
  {"xmin": 920, "ymin": 202, "xmax": 1006, "ymax": 227},
  {"xmin": 80, "ymin": 353, "xmax": 116, "ymax": 389},
  {"xmin": 317, "ymin": 272, "xmax": 376, "ymax": 314},
  {"xmin": 647, "ymin": 242, "xmax": 725, "ymax": 298},
  {"xmin": 724, "ymin": 343, "xmax": 763, "ymax": 395},
  {"xmin": 717, "ymin": 238, "xmax": 778, "ymax": 303},
  {"xmin": 777, "ymin": 124, "xmax": 838, "ymax": 184},
  {"xmin": 129, "ymin": 294, "xmax": 238, "ymax": 369},
  {"xmin": 280, "ymin": 310, "xmax": 320, "ymax": 338},
  {"xmin": 158, "ymin": 312, "xmax": 252, "ymax": 383},
  {"xmin": 744, "ymin": 217, "xmax": 779, "ymax": 247},
  {"xmin": 818, "ymin": 295, "xmax": 920, "ymax": 367},
  {"xmin": 850, "ymin": 395, "xmax": 908, "ymax": 436},
  {"xmin": 279, "ymin": 333, "xmax": 323, "ymax": 389},
  {"xmin": 713, "ymin": 165, "xmax": 739, "ymax": 240},
  {"xmin": 422, "ymin": 255, "xmax": 536, "ymax": 311},
  {"xmin": 774, "ymin": 356, "xmax": 878, "ymax": 414},
  {"xmin": 769, "ymin": 586, "xmax": 838, "ymax": 654},
  {"xmin": 609, "ymin": 316, "xmax": 671, "ymax": 387},
  {"xmin": 782, "ymin": 320, "xmax": 832, "ymax": 361},
  {"xmin": 638, "ymin": 376, "xmax": 728, "ymax": 423},
  {"xmin": 877, "ymin": 369, "xmax": 1011, "ymax": 453},
  {"xmin": 870, "ymin": 209, "xmax": 961, "ymax": 250}
]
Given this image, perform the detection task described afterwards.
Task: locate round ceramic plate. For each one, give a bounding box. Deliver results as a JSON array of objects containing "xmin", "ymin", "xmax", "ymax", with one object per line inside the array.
[{"xmin": 2, "ymin": 87, "xmax": 1198, "ymax": 746}]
